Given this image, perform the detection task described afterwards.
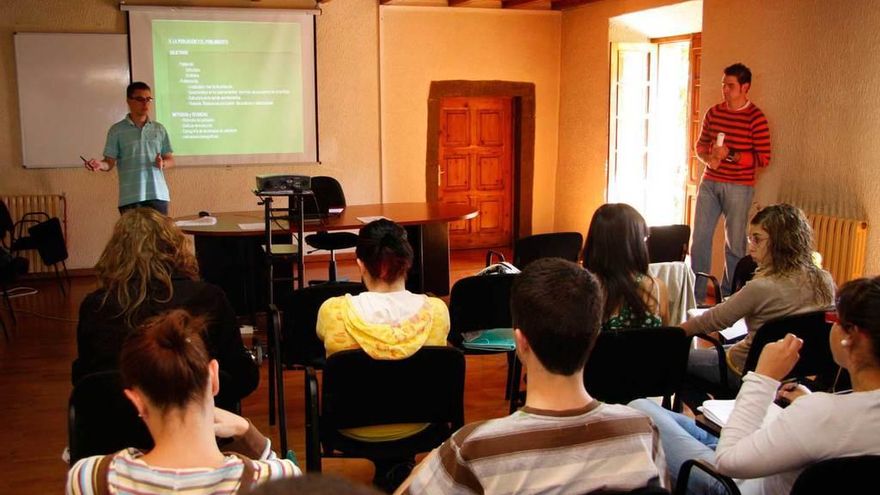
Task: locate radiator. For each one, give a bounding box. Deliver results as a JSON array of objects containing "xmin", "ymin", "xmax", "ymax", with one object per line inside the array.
[
  {"xmin": 1, "ymin": 194, "xmax": 67, "ymax": 274},
  {"xmin": 806, "ymin": 212, "xmax": 868, "ymax": 287}
]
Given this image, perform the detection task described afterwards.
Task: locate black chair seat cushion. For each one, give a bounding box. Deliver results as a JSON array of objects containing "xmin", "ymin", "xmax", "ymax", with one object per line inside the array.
[{"xmin": 305, "ymin": 232, "xmax": 358, "ymax": 251}]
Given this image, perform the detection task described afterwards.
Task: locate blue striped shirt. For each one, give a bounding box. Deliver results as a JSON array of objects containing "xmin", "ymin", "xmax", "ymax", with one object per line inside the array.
[{"xmin": 103, "ymin": 115, "xmax": 173, "ymax": 207}]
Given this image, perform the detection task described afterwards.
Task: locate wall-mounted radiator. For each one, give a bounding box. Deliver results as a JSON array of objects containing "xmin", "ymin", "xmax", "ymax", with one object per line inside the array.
[
  {"xmin": 806, "ymin": 212, "xmax": 868, "ymax": 287},
  {"xmin": 1, "ymin": 194, "xmax": 67, "ymax": 274}
]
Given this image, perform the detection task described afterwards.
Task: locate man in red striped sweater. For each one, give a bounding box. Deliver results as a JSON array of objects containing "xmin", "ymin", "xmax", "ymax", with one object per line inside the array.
[{"xmin": 692, "ymin": 63, "xmax": 771, "ymax": 302}]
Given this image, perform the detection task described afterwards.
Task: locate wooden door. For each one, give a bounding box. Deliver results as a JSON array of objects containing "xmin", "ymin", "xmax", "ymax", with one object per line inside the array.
[
  {"xmin": 439, "ymin": 96, "xmax": 513, "ymax": 249},
  {"xmin": 685, "ymin": 33, "xmax": 702, "ymax": 226}
]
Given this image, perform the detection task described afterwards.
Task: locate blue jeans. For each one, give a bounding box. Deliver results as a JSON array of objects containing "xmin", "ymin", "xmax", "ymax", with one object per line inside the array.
[
  {"xmin": 118, "ymin": 199, "xmax": 169, "ymax": 216},
  {"xmin": 687, "ymin": 347, "xmax": 742, "ymax": 392},
  {"xmin": 691, "ymin": 179, "xmax": 754, "ymax": 302},
  {"xmin": 628, "ymin": 399, "xmax": 729, "ymax": 495}
]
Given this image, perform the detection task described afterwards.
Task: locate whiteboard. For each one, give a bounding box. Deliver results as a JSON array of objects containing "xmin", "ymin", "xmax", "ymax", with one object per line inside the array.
[{"xmin": 14, "ymin": 33, "xmax": 130, "ymax": 168}]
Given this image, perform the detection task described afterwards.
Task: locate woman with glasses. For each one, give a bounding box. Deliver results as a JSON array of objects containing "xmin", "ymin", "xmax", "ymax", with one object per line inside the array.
[
  {"xmin": 630, "ymin": 276, "xmax": 880, "ymax": 495},
  {"xmin": 682, "ymin": 203, "xmax": 834, "ymax": 390},
  {"xmin": 583, "ymin": 203, "xmax": 669, "ymax": 330}
]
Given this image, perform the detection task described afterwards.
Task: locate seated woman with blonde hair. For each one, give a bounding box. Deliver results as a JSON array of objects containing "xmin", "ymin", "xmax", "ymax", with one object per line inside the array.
[
  {"xmin": 74, "ymin": 208, "xmax": 258, "ymax": 404},
  {"xmin": 67, "ymin": 310, "xmax": 300, "ymax": 494},
  {"xmin": 583, "ymin": 203, "xmax": 669, "ymax": 330}
]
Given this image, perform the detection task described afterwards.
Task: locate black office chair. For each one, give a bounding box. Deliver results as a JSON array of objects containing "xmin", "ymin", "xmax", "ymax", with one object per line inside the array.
[
  {"xmin": 448, "ymin": 273, "xmax": 521, "ymax": 413},
  {"xmin": 584, "ymin": 327, "xmax": 691, "ymax": 411},
  {"xmin": 685, "ymin": 311, "xmax": 835, "ymax": 408},
  {"xmin": 304, "ymin": 347, "xmax": 465, "ymax": 476},
  {"xmin": 648, "ymin": 225, "xmax": 691, "ymax": 263},
  {"xmin": 486, "ymin": 232, "xmax": 583, "ymax": 269},
  {"xmin": 674, "ymin": 459, "xmax": 740, "ymax": 495},
  {"xmin": 789, "ymin": 455, "xmax": 880, "ymax": 494},
  {"xmin": 303, "ymin": 177, "xmax": 358, "ymax": 283},
  {"xmin": 695, "ymin": 255, "xmax": 757, "ymax": 306},
  {"xmin": 267, "ymin": 282, "xmax": 367, "ymax": 438},
  {"xmin": 68, "ymin": 370, "xmax": 242, "ymax": 464},
  {"xmin": 0, "ymin": 198, "xmax": 69, "ymax": 294}
]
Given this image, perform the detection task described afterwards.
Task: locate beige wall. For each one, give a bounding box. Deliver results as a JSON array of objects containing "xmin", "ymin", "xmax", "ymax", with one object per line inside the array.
[
  {"xmin": 379, "ymin": 6, "xmax": 561, "ymax": 234},
  {"xmin": 555, "ymin": 0, "xmax": 682, "ymax": 237},
  {"xmin": 701, "ymin": 0, "xmax": 880, "ymax": 276},
  {"xmin": 0, "ymin": 0, "xmax": 380, "ymax": 270}
]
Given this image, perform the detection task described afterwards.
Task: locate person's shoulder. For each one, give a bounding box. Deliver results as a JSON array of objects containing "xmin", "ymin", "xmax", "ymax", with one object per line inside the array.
[
  {"xmin": 318, "ymin": 295, "xmax": 350, "ymax": 314},
  {"xmin": 107, "ymin": 118, "xmax": 132, "ymax": 132},
  {"xmin": 250, "ymin": 457, "xmax": 302, "ymax": 481}
]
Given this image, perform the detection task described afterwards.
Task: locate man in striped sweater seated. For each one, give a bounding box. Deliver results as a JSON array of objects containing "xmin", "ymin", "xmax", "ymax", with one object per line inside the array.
[
  {"xmin": 396, "ymin": 258, "xmax": 668, "ymax": 494},
  {"xmin": 692, "ymin": 62, "xmax": 772, "ymax": 303}
]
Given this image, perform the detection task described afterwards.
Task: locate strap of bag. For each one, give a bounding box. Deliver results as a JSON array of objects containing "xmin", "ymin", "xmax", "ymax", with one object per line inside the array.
[
  {"xmin": 92, "ymin": 451, "xmax": 117, "ymax": 495},
  {"xmin": 228, "ymin": 452, "xmax": 257, "ymax": 493}
]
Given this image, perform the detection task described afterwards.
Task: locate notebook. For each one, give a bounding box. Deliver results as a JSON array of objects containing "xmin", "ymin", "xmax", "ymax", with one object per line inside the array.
[
  {"xmin": 687, "ymin": 308, "xmax": 748, "ymax": 342},
  {"xmin": 461, "ymin": 328, "xmax": 516, "ymax": 352},
  {"xmin": 698, "ymin": 399, "xmax": 783, "ymax": 428}
]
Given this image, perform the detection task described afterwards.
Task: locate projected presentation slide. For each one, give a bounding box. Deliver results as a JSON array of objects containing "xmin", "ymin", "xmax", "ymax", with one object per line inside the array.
[{"xmin": 151, "ymin": 20, "xmax": 303, "ymax": 156}]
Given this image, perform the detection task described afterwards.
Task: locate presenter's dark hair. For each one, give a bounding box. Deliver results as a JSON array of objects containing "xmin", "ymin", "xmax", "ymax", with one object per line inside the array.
[
  {"xmin": 583, "ymin": 203, "xmax": 655, "ymax": 322},
  {"xmin": 127, "ymin": 81, "xmax": 152, "ymax": 98},
  {"xmin": 724, "ymin": 63, "xmax": 752, "ymax": 85},
  {"xmin": 511, "ymin": 258, "xmax": 603, "ymax": 376},
  {"xmin": 355, "ymin": 219, "xmax": 413, "ymax": 284},
  {"xmin": 836, "ymin": 276, "xmax": 880, "ymax": 362},
  {"xmin": 120, "ymin": 309, "xmax": 210, "ymax": 413}
]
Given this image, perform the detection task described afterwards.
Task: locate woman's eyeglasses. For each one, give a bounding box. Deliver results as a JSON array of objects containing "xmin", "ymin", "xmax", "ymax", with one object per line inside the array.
[
  {"xmin": 747, "ymin": 234, "xmax": 767, "ymax": 245},
  {"xmin": 128, "ymin": 96, "xmax": 155, "ymax": 103}
]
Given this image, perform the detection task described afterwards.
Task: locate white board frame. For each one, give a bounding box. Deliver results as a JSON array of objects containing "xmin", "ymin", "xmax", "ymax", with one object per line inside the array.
[{"xmin": 14, "ymin": 33, "xmax": 130, "ymax": 169}]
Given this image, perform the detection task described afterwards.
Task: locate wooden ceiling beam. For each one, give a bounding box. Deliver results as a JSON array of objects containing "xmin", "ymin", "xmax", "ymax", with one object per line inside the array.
[
  {"xmin": 502, "ymin": 0, "xmax": 551, "ymax": 9},
  {"xmin": 551, "ymin": 0, "xmax": 602, "ymax": 10}
]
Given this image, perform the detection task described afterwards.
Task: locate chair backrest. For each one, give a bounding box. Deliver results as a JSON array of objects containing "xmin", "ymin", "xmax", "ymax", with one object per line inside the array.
[
  {"xmin": 321, "ymin": 346, "xmax": 465, "ymax": 430},
  {"xmin": 448, "ymin": 273, "xmax": 517, "ymax": 346},
  {"xmin": 731, "ymin": 255, "xmax": 757, "ymax": 294},
  {"xmin": 278, "ymin": 281, "xmax": 367, "ymax": 367},
  {"xmin": 0, "ymin": 200, "xmax": 12, "ymax": 246},
  {"xmin": 584, "ymin": 327, "xmax": 690, "ymax": 406},
  {"xmin": 303, "ymin": 176, "xmax": 347, "ymax": 217},
  {"xmin": 789, "ymin": 455, "xmax": 880, "ymax": 494},
  {"xmin": 647, "ymin": 225, "xmax": 691, "ymax": 263},
  {"xmin": 742, "ymin": 311, "xmax": 836, "ymax": 385},
  {"xmin": 68, "ymin": 370, "xmax": 153, "ymax": 463},
  {"xmin": 513, "ymin": 232, "xmax": 583, "ymax": 269},
  {"xmin": 27, "ymin": 217, "xmax": 68, "ymax": 264}
]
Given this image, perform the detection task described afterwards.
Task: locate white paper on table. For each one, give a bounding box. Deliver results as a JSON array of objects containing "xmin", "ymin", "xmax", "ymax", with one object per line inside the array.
[
  {"xmin": 237, "ymin": 222, "xmax": 265, "ymax": 231},
  {"xmin": 687, "ymin": 308, "xmax": 748, "ymax": 342},
  {"xmin": 357, "ymin": 215, "xmax": 390, "ymax": 224},
  {"xmin": 174, "ymin": 216, "xmax": 217, "ymax": 227}
]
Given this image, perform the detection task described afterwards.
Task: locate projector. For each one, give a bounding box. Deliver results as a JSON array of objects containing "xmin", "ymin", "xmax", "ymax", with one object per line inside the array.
[{"xmin": 256, "ymin": 174, "xmax": 311, "ymax": 193}]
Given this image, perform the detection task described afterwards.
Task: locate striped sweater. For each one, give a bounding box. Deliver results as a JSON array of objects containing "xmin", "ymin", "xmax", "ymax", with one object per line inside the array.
[
  {"xmin": 398, "ymin": 401, "xmax": 668, "ymax": 495},
  {"xmin": 696, "ymin": 101, "xmax": 771, "ymax": 186}
]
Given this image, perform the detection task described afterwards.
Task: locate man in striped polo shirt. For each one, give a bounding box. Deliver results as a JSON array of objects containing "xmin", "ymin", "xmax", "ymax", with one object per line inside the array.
[
  {"xmin": 86, "ymin": 82, "xmax": 175, "ymax": 215},
  {"xmin": 692, "ymin": 63, "xmax": 771, "ymax": 302},
  {"xmin": 396, "ymin": 258, "xmax": 667, "ymax": 495}
]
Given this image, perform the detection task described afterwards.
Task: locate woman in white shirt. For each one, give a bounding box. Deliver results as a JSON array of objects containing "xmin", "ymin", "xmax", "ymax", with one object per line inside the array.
[{"xmin": 630, "ymin": 276, "xmax": 880, "ymax": 495}]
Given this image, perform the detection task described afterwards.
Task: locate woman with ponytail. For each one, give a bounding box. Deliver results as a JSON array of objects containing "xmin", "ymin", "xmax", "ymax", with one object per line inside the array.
[{"xmin": 67, "ymin": 310, "xmax": 300, "ymax": 495}]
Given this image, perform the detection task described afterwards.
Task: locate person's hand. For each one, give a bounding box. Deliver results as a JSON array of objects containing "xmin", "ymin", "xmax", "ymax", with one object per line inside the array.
[
  {"xmin": 85, "ymin": 158, "xmax": 104, "ymax": 171},
  {"xmin": 155, "ymin": 153, "xmax": 165, "ymax": 170},
  {"xmin": 776, "ymin": 381, "xmax": 811, "ymax": 405},
  {"xmin": 755, "ymin": 333, "xmax": 803, "ymax": 381},
  {"xmin": 213, "ymin": 407, "xmax": 249, "ymax": 438}
]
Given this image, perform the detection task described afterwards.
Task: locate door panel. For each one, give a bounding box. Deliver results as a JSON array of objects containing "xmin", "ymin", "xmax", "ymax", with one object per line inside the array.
[{"xmin": 439, "ymin": 96, "xmax": 513, "ymax": 249}]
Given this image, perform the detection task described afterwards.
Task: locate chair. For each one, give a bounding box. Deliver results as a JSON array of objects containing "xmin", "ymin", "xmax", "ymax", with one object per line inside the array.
[
  {"xmin": 695, "ymin": 255, "xmax": 756, "ymax": 306},
  {"xmin": 267, "ymin": 282, "xmax": 367, "ymax": 443},
  {"xmin": 648, "ymin": 225, "xmax": 691, "ymax": 263},
  {"xmin": 448, "ymin": 273, "xmax": 521, "ymax": 413},
  {"xmin": 583, "ymin": 327, "xmax": 691, "ymax": 411},
  {"xmin": 486, "ymin": 232, "xmax": 583, "ymax": 269},
  {"xmin": 686, "ymin": 311, "xmax": 835, "ymax": 406},
  {"xmin": 0, "ymin": 199, "xmax": 69, "ymax": 294},
  {"xmin": 0, "ymin": 247, "xmax": 29, "ymax": 332},
  {"xmin": 304, "ymin": 346, "xmax": 465, "ymax": 473},
  {"xmin": 674, "ymin": 459, "xmax": 740, "ymax": 495},
  {"xmin": 302, "ymin": 177, "xmax": 358, "ymax": 283},
  {"xmin": 68, "ymin": 370, "xmax": 242, "ymax": 464},
  {"xmin": 789, "ymin": 455, "xmax": 880, "ymax": 494}
]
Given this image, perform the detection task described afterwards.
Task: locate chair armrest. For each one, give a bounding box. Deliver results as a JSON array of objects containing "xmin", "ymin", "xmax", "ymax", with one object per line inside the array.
[
  {"xmin": 695, "ymin": 272, "xmax": 722, "ymax": 306},
  {"xmin": 694, "ymin": 333, "xmax": 730, "ymax": 391},
  {"xmin": 675, "ymin": 459, "xmax": 741, "ymax": 495},
  {"xmin": 304, "ymin": 366, "xmax": 321, "ymax": 472},
  {"xmin": 485, "ymin": 249, "xmax": 506, "ymax": 267}
]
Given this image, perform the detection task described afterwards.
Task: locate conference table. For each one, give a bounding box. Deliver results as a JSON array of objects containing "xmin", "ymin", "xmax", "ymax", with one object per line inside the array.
[{"xmin": 177, "ymin": 202, "xmax": 479, "ymax": 316}]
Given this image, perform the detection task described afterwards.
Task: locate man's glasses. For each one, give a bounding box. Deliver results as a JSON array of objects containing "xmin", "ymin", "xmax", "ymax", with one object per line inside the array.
[{"xmin": 128, "ymin": 96, "xmax": 155, "ymax": 103}]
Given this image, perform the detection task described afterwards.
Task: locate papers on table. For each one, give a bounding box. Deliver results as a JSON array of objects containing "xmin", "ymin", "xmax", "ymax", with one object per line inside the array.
[
  {"xmin": 461, "ymin": 328, "xmax": 516, "ymax": 352},
  {"xmin": 237, "ymin": 222, "xmax": 264, "ymax": 231},
  {"xmin": 357, "ymin": 215, "xmax": 390, "ymax": 224},
  {"xmin": 687, "ymin": 308, "xmax": 748, "ymax": 342},
  {"xmin": 698, "ymin": 399, "xmax": 783, "ymax": 428},
  {"xmin": 175, "ymin": 216, "xmax": 217, "ymax": 227}
]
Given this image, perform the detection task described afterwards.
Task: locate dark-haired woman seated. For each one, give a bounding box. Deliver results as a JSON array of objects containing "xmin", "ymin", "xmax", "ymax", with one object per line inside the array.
[
  {"xmin": 583, "ymin": 203, "xmax": 669, "ymax": 330},
  {"xmin": 631, "ymin": 276, "xmax": 880, "ymax": 495},
  {"xmin": 74, "ymin": 208, "xmax": 258, "ymax": 403},
  {"xmin": 67, "ymin": 310, "xmax": 300, "ymax": 494}
]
